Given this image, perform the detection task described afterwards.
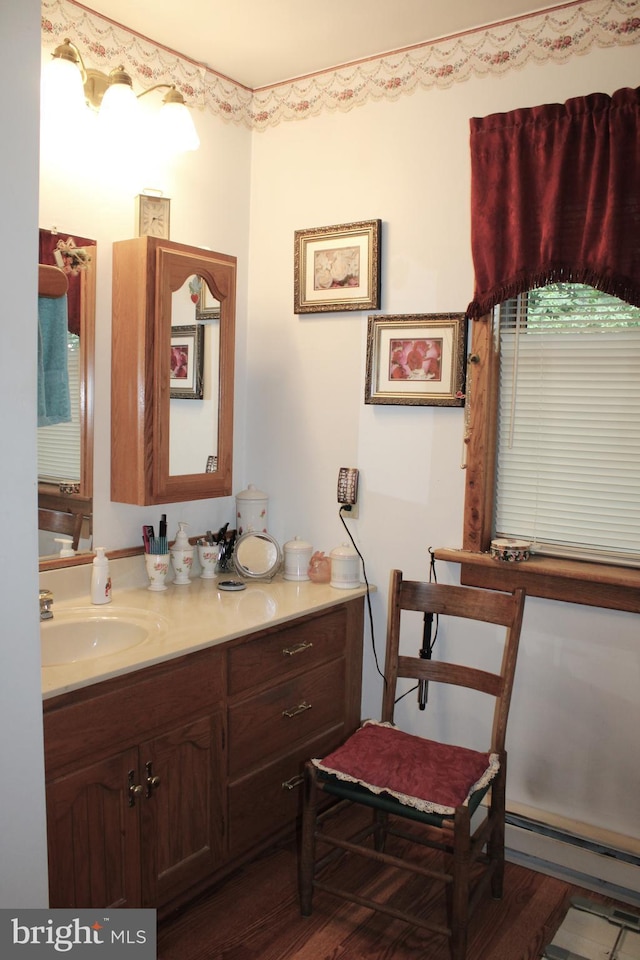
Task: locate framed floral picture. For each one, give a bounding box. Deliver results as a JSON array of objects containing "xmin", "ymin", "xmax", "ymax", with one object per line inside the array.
[
  {"xmin": 193, "ymin": 275, "xmax": 221, "ymax": 321},
  {"xmin": 170, "ymin": 324, "xmax": 204, "ymax": 399},
  {"xmin": 294, "ymin": 219, "xmax": 381, "ymax": 313},
  {"xmin": 365, "ymin": 314, "xmax": 467, "ymax": 406}
]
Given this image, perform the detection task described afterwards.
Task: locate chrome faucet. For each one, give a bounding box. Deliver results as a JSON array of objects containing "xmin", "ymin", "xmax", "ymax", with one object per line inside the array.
[{"xmin": 39, "ymin": 588, "xmax": 54, "ymax": 621}]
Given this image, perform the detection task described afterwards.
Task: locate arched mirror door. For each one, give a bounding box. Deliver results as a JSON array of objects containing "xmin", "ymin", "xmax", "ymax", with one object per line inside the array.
[{"xmin": 111, "ymin": 237, "xmax": 235, "ymax": 505}]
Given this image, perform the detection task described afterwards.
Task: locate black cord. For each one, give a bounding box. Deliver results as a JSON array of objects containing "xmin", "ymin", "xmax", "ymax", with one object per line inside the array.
[
  {"xmin": 394, "ymin": 547, "xmax": 439, "ymax": 705},
  {"xmin": 339, "ymin": 508, "xmax": 385, "ymax": 682},
  {"xmin": 427, "ymin": 546, "xmax": 439, "ymax": 649},
  {"xmin": 428, "ymin": 545, "xmax": 438, "ymax": 583}
]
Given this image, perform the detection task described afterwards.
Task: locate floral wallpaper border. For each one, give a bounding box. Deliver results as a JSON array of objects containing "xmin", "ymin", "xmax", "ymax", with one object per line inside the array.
[{"xmin": 41, "ymin": 0, "xmax": 640, "ymax": 130}]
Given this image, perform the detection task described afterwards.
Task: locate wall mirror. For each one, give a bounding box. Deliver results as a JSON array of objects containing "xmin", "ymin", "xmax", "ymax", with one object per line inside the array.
[
  {"xmin": 38, "ymin": 228, "xmax": 95, "ymax": 564},
  {"xmin": 111, "ymin": 238, "xmax": 236, "ymax": 505}
]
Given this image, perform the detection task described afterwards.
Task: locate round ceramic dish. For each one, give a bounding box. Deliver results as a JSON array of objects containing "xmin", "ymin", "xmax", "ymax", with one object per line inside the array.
[{"xmin": 490, "ymin": 538, "xmax": 531, "ymax": 562}]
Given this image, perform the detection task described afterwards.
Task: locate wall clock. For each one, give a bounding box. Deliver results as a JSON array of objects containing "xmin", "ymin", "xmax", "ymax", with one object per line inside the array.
[{"xmin": 135, "ymin": 194, "xmax": 171, "ymax": 239}]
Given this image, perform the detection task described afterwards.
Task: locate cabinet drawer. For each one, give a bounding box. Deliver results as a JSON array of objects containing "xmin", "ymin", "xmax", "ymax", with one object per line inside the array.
[
  {"xmin": 227, "ymin": 607, "xmax": 347, "ymax": 697},
  {"xmin": 44, "ymin": 650, "xmax": 224, "ymax": 774},
  {"xmin": 228, "ymin": 727, "xmax": 345, "ymax": 856},
  {"xmin": 228, "ymin": 658, "xmax": 345, "ymax": 776}
]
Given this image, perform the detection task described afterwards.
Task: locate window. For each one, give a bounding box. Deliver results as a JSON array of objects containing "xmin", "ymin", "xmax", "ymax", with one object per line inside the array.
[
  {"xmin": 37, "ymin": 331, "xmax": 81, "ymax": 483},
  {"xmin": 436, "ymin": 296, "xmax": 640, "ymax": 611},
  {"xmin": 495, "ymin": 284, "xmax": 640, "ymax": 568},
  {"xmin": 439, "ymin": 86, "xmax": 640, "ymax": 610}
]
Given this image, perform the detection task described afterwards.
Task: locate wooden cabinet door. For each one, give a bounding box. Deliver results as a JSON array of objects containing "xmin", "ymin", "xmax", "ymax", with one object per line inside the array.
[
  {"xmin": 46, "ymin": 747, "xmax": 142, "ymax": 909},
  {"xmin": 139, "ymin": 710, "xmax": 225, "ymax": 907}
]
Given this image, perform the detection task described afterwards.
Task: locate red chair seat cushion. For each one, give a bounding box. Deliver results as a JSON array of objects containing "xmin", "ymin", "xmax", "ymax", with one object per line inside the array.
[{"xmin": 313, "ymin": 720, "xmax": 499, "ymax": 815}]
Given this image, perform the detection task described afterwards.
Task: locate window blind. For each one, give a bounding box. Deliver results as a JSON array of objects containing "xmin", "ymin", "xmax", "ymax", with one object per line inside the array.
[
  {"xmin": 37, "ymin": 334, "xmax": 81, "ymax": 483},
  {"xmin": 496, "ymin": 285, "xmax": 640, "ymax": 567}
]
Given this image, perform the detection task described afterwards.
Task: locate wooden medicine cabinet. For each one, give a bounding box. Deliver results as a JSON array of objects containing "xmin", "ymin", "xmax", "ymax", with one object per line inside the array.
[{"xmin": 111, "ymin": 238, "xmax": 236, "ymax": 505}]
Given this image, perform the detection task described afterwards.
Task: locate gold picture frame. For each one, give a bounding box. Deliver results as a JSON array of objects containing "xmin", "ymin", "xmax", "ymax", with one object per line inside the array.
[
  {"xmin": 294, "ymin": 219, "xmax": 381, "ymax": 313},
  {"xmin": 170, "ymin": 324, "xmax": 204, "ymax": 399},
  {"xmin": 365, "ymin": 313, "xmax": 467, "ymax": 406}
]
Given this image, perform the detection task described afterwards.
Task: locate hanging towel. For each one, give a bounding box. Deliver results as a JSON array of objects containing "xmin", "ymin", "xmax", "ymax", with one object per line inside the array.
[{"xmin": 37, "ymin": 293, "xmax": 71, "ymax": 427}]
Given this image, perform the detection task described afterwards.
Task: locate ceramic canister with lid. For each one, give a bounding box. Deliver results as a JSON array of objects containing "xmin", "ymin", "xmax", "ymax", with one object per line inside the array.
[
  {"xmin": 235, "ymin": 483, "xmax": 268, "ymax": 535},
  {"xmin": 283, "ymin": 536, "xmax": 313, "ymax": 581},
  {"xmin": 330, "ymin": 542, "xmax": 360, "ymax": 589}
]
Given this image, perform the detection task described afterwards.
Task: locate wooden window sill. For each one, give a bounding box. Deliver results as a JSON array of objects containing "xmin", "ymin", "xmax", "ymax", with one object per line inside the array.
[{"xmin": 432, "ymin": 548, "xmax": 640, "ymax": 613}]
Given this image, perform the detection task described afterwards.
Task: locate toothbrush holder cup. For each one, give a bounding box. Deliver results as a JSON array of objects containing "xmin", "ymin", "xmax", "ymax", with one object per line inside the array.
[
  {"xmin": 198, "ymin": 543, "xmax": 219, "ymax": 579},
  {"xmin": 145, "ymin": 553, "xmax": 170, "ymax": 591}
]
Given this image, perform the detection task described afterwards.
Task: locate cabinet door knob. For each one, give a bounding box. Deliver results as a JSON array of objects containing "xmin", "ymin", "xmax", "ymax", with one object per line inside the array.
[
  {"xmin": 128, "ymin": 770, "xmax": 144, "ymax": 807},
  {"xmin": 145, "ymin": 761, "xmax": 161, "ymax": 798},
  {"xmin": 282, "ymin": 700, "xmax": 312, "ymax": 719},
  {"xmin": 282, "ymin": 640, "xmax": 313, "ymax": 657}
]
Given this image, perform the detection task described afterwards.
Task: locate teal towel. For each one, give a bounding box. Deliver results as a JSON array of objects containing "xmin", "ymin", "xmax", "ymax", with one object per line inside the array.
[{"xmin": 38, "ymin": 294, "xmax": 71, "ymax": 427}]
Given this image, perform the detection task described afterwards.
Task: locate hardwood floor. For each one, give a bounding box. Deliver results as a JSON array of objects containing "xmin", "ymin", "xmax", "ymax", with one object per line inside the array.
[{"xmin": 158, "ymin": 807, "xmax": 624, "ymax": 960}]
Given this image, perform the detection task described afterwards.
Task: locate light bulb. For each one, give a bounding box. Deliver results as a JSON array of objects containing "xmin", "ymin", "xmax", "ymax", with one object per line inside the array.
[
  {"xmin": 156, "ymin": 100, "xmax": 200, "ymax": 154},
  {"xmin": 41, "ymin": 55, "xmax": 86, "ymax": 118},
  {"xmin": 98, "ymin": 80, "xmax": 141, "ymax": 137}
]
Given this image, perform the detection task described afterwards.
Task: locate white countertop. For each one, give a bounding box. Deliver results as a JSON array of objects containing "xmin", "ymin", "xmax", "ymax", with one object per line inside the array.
[{"xmin": 40, "ymin": 560, "xmax": 371, "ymax": 700}]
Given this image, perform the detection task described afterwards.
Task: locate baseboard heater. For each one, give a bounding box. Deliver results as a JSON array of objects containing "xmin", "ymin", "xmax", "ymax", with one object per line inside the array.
[{"xmin": 504, "ymin": 811, "xmax": 640, "ymax": 907}]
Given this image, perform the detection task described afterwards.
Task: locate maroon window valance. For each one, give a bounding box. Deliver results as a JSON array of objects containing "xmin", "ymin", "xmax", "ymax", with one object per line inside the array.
[{"xmin": 466, "ymin": 86, "xmax": 640, "ymax": 319}]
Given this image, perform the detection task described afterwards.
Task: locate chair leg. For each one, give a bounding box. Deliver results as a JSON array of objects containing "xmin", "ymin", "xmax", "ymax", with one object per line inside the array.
[
  {"xmin": 373, "ymin": 808, "xmax": 388, "ymax": 852},
  {"xmin": 450, "ymin": 806, "xmax": 471, "ymax": 960},
  {"xmin": 487, "ymin": 758, "xmax": 506, "ymax": 900},
  {"xmin": 299, "ymin": 761, "xmax": 319, "ymax": 916}
]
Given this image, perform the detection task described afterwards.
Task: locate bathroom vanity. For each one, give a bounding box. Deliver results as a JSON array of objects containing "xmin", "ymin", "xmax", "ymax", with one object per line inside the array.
[{"xmin": 41, "ymin": 573, "xmax": 366, "ymax": 914}]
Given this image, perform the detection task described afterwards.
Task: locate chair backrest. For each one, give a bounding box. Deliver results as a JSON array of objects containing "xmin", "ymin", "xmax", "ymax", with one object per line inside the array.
[
  {"xmin": 382, "ymin": 570, "xmax": 526, "ymax": 755},
  {"xmin": 38, "ymin": 508, "xmax": 83, "ymax": 551}
]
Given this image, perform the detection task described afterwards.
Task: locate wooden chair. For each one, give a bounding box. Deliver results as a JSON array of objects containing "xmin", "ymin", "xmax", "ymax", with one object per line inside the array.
[
  {"xmin": 38, "ymin": 508, "xmax": 83, "ymax": 552},
  {"xmin": 299, "ymin": 569, "xmax": 526, "ymax": 960}
]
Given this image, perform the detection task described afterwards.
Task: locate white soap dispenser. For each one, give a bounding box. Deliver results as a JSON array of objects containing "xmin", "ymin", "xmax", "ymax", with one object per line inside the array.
[
  {"xmin": 174, "ymin": 522, "xmax": 190, "ymax": 550},
  {"xmin": 54, "ymin": 537, "xmax": 75, "ymax": 558},
  {"xmin": 91, "ymin": 547, "xmax": 112, "ymax": 604},
  {"xmin": 170, "ymin": 522, "xmax": 194, "ymax": 585}
]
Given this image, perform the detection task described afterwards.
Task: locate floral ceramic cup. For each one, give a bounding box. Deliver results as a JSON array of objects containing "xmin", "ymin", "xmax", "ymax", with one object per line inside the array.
[
  {"xmin": 198, "ymin": 543, "xmax": 219, "ymax": 579},
  {"xmin": 145, "ymin": 553, "xmax": 170, "ymax": 591}
]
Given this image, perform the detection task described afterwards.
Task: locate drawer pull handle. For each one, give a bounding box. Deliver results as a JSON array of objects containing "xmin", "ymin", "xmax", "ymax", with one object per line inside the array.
[
  {"xmin": 282, "ymin": 700, "xmax": 312, "ymax": 719},
  {"xmin": 282, "ymin": 774, "xmax": 304, "ymax": 791},
  {"xmin": 282, "ymin": 641, "xmax": 313, "ymax": 657}
]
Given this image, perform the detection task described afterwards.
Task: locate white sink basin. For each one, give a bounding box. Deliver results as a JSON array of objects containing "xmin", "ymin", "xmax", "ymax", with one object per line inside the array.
[{"xmin": 41, "ymin": 607, "xmax": 169, "ymax": 666}]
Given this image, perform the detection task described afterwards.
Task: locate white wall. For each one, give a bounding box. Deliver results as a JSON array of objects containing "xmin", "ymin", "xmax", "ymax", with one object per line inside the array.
[
  {"xmin": 0, "ymin": 0, "xmax": 50, "ymax": 906},
  {"xmin": 246, "ymin": 45, "xmax": 640, "ymax": 846}
]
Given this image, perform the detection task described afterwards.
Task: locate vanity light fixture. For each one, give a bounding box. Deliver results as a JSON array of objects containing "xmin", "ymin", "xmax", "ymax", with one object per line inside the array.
[{"xmin": 44, "ymin": 38, "xmax": 200, "ymax": 153}]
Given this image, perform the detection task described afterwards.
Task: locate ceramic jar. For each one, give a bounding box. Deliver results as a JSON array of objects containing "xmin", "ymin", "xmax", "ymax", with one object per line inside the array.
[
  {"xmin": 283, "ymin": 536, "xmax": 313, "ymax": 581},
  {"xmin": 330, "ymin": 542, "xmax": 360, "ymax": 589},
  {"xmin": 235, "ymin": 483, "xmax": 268, "ymax": 535}
]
